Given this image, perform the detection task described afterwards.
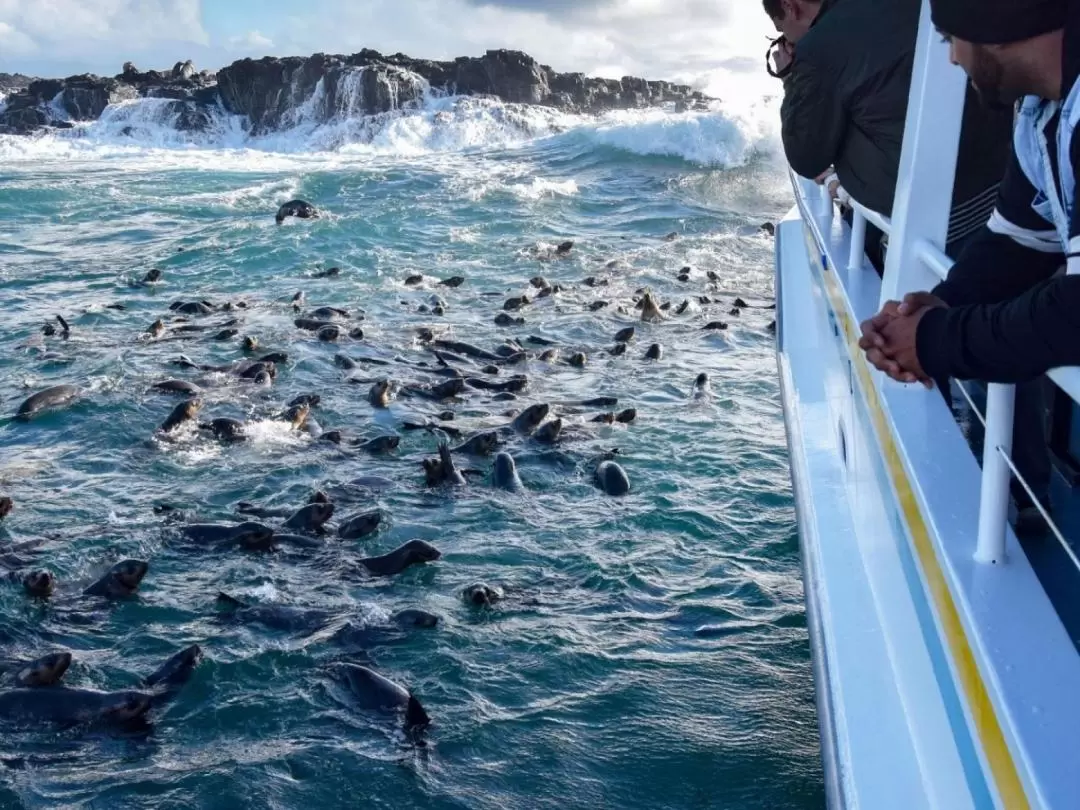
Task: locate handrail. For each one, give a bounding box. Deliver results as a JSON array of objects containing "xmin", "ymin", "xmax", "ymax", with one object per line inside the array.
[{"xmin": 839, "ymin": 192, "xmax": 1071, "ymax": 567}]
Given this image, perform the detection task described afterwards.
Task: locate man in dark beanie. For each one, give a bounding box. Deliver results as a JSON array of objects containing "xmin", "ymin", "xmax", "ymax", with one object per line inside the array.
[{"xmin": 859, "ymin": 0, "xmax": 1072, "ymax": 532}]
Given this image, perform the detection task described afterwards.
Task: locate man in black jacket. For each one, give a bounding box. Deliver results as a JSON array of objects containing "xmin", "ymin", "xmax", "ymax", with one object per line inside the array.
[
  {"xmin": 859, "ymin": 0, "xmax": 1073, "ymax": 529},
  {"xmin": 766, "ymin": 0, "xmax": 1012, "ymax": 265}
]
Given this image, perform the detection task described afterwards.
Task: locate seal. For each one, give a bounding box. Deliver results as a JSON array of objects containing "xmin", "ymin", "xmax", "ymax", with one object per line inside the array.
[
  {"xmin": 153, "ymin": 379, "xmax": 202, "ymax": 396},
  {"xmin": 282, "ymin": 403, "xmax": 311, "ymax": 430},
  {"xmin": 214, "ymin": 329, "xmax": 239, "ymax": 341},
  {"xmin": 405, "ymin": 378, "xmax": 465, "ymax": 401},
  {"xmin": 693, "ymin": 372, "xmax": 711, "ymax": 399},
  {"xmin": 242, "ymin": 336, "xmax": 259, "ymax": 353},
  {"xmin": 640, "ymin": 291, "xmax": 663, "ymax": 323},
  {"xmin": 494, "ymin": 313, "xmax": 525, "ymax": 327},
  {"xmin": 492, "ymin": 452, "xmax": 524, "ymax": 492},
  {"xmin": 289, "ymin": 394, "xmax": 321, "ymax": 409},
  {"xmin": 581, "ymin": 397, "xmax": 617, "ymax": 408},
  {"xmin": 645, "ymin": 343, "xmax": 662, "ymax": 360},
  {"xmin": 614, "ymin": 327, "xmax": 635, "ymax": 343},
  {"xmin": 136, "ymin": 268, "xmax": 163, "ymax": 286},
  {"xmin": 22, "ymin": 570, "xmax": 55, "ymax": 598},
  {"xmin": 588, "ymin": 301, "xmax": 608, "ymax": 312},
  {"xmin": 463, "ymin": 583, "xmax": 504, "ymax": 606},
  {"xmin": 7, "ymin": 651, "xmax": 72, "ymax": 687},
  {"xmin": 171, "ymin": 301, "xmax": 215, "ymax": 315},
  {"xmin": 504, "ymin": 295, "xmax": 530, "ymax": 312},
  {"xmin": 199, "ymin": 417, "xmax": 246, "ymax": 442},
  {"xmin": 466, "ymin": 375, "xmax": 528, "ymax": 394},
  {"xmin": 16, "ymin": 384, "xmax": 80, "ymax": 421},
  {"xmin": 338, "ymin": 510, "xmax": 383, "ymax": 540},
  {"xmin": 609, "ymin": 343, "xmax": 628, "ymax": 357},
  {"xmin": 310, "ymin": 306, "xmax": 349, "ymax": 320},
  {"xmin": 567, "ymin": 352, "xmax": 587, "ymax": 368},
  {"xmin": 159, "ymin": 398, "xmax": 202, "ymax": 433},
  {"xmin": 0, "ymin": 687, "xmax": 153, "ymax": 727},
  {"xmin": 432, "ymin": 339, "xmax": 502, "ymax": 362},
  {"xmin": 369, "ymin": 379, "xmax": 393, "ymax": 408},
  {"xmin": 616, "ymin": 408, "xmax": 637, "ymax": 424},
  {"xmin": 295, "ymin": 318, "xmax": 334, "ymax": 332},
  {"xmin": 703, "ymin": 321, "xmax": 728, "ymax": 331},
  {"xmin": 179, "ymin": 522, "xmax": 274, "ymax": 551},
  {"xmin": 312, "ymin": 266, "xmax": 341, "ymax": 279},
  {"xmin": 357, "ymin": 435, "xmax": 400, "ymax": 454},
  {"xmin": 317, "ymin": 326, "xmax": 340, "ymax": 342},
  {"xmin": 283, "ymin": 502, "xmax": 335, "ymax": 534},
  {"xmin": 0, "ymin": 496, "xmax": 12, "ymax": 521},
  {"xmin": 404, "ymin": 274, "xmax": 423, "ymax": 286},
  {"xmin": 594, "ymin": 460, "xmax": 630, "ymax": 496},
  {"xmin": 331, "ymin": 664, "xmax": 430, "ymax": 731},
  {"xmin": 440, "ymin": 276, "xmax": 465, "ymax": 287},
  {"xmin": 143, "ymin": 644, "xmax": 202, "ymax": 694},
  {"xmin": 533, "ymin": 418, "xmax": 563, "ymax": 444},
  {"xmin": 217, "ymin": 593, "xmax": 334, "ymax": 633},
  {"xmin": 84, "ymin": 559, "xmax": 149, "ymax": 599},
  {"xmin": 675, "ymin": 300, "xmax": 691, "ymax": 315},
  {"xmin": 275, "ymin": 199, "xmax": 319, "ymax": 224},
  {"xmin": 452, "ymin": 431, "xmax": 501, "ymax": 456},
  {"xmin": 260, "ymin": 352, "xmax": 289, "ymax": 365},
  {"xmin": 423, "ymin": 442, "xmax": 466, "ymax": 487},
  {"xmin": 358, "ymin": 539, "xmax": 441, "ymax": 576},
  {"xmin": 511, "ymin": 403, "xmax": 550, "ymax": 434},
  {"xmin": 335, "ymin": 353, "xmax": 358, "ymax": 370},
  {"xmin": 147, "ymin": 319, "xmax": 166, "ymax": 338},
  {"xmin": 590, "ymin": 412, "xmax": 616, "ymax": 424}
]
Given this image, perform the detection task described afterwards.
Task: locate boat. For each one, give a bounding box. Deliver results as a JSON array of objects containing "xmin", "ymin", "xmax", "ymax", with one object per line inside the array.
[{"xmin": 775, "ymin": 2, "xmax": 1080, "ymax": 807}]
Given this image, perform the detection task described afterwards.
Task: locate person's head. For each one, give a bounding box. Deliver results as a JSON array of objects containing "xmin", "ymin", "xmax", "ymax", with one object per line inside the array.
[
  {"xmin": 931, "ymin": 0, "xmax": 1066, "ymax": 107},
  {"xmin": 763, "ymin": 0, "xmax": 822, "ymax": 45}
]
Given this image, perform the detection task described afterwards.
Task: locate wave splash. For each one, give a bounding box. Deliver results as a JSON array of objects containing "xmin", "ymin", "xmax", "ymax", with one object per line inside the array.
[{"xmin": 0, "ymin": 68, "xmax": 778, "ymax": 170}]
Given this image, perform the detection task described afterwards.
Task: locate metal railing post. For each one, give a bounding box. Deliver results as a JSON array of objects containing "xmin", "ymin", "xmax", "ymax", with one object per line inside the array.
[
  {"xmin": 819, "ymin": 184, "xmax": 833, "ymax": 219},
  {"xmin": 975, "ymin": 383, "xmax": 1017, "ymax": 564},
  {"xmin": 848, "ymin": 210, "xmax": 867, "ymax": 273}
]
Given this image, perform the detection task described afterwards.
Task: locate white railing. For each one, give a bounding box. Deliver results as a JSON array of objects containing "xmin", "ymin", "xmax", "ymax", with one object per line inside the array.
[{"xmin": 839, "ymin": 198, "xmax": 1067, "ymax": 567}]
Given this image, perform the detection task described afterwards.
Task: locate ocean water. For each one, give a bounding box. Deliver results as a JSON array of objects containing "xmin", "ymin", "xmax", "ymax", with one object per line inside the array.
[{"xmin": 0, "ymin": 91, "xmax": 821, "ymax": 809}]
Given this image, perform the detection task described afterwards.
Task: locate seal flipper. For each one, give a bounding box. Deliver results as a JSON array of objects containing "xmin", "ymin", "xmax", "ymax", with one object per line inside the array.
[
  {"xmin": 216, "ymin": 592, "xmax": 247, "ymax": 610},
  {"xmin": 406, "ymin": 694, "xmax": 431, "ymax": 730}
]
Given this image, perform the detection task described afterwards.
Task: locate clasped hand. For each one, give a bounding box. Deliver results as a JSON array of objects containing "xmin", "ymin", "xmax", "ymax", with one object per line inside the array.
[{"xmin": 857, "ymin": 292, "xmax": 946, "ymax": 387}]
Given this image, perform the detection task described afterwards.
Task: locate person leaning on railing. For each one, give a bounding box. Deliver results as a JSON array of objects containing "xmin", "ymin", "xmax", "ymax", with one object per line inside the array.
[
  {"xmin": 859, "ymin": 0, "xmax": 1077, "ymax": 532},
  {"xmin": 764, "ymin": 0, "xmax": 1013, "ymax": 271}
]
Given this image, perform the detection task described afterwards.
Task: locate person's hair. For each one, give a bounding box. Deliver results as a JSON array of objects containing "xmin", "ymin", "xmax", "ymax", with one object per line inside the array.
[{"xmin": 763, "ymin": 0, "xmax": 821, "ymax": 18}]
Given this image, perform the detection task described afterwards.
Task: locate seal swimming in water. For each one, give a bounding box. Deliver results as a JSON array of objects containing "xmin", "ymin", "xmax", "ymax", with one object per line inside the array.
[
  {"xmin": 432, "ymin": 339, "xmax": 502, "ymax": 362},
  {"xmin": 16, "ymin": 385, "xmax": 80, "ymax": 421},
  {"xmin": 159, "ymin": 398, "xmax": 202, "ymax": 434},
  {"xmin": 355, "ymin": 435, "xmax": 401, "ymax": 454},
  {"xmin": 594, "ymin": 460, "xmax": 631, "ymax": 496},
  {"xmin": 178, "ymin": 522, "xmax": 275, "ymax": 551},
  {"xmin": 358, "ymin": 540, "xmax": 441, "ymax": 576},
  {"xmin": 0, "ymin": 687, "xmax": 154, "ymax": 727},
  {"xmin": 0, "ymin": 496, "xmax": 12, "ymax": 520},
  {"xmin": 645, "ymin": 344, "xmax": 662, "ymax": 360},
  {"xmin": 216, "ymin": 593, "xmax": 335, "ymax": 633},
  {"xmin": 283, "ymin": 502, "xmax": 335, "ymax": 534},
  {"xmin": 614, "ymin": 327, "xmax": 635, "ymax": 343},
  {"xmin": 533, "ymin": 418, "xmax": 563, "ymax": 444},
  {"xmin": 3, "ymin": 651, "xmax": 72, "ymax": 687},
  {"xmin": 368, "ymin": 379, "xmax": 393, "ymax": 409},
  {"xmin": 640, "ymin": 291, "xmax": 663, "ymax": 323},
  {"xmin": 199, "ymin": 417, "xmax": 246, "ymax": 442},
  {"xmin": 282, "ymin": 403, "xmax": 311, "ymax": 430},
  {"xmin": 331, "ymin": 664, "xmax": 431, "ymax": 731},
  {"xmin": 19, "ymin": 570, "xmax": 55, "ymax": 598},
  {"xmin": 511, "ymin": 403, "xmax": 550, "ymax": 434},
  {"xmin": 495, "ymin": 313, "xmax": 525, "ymax": 326},
  {"xmin": 616, "ymin": 408, "xmax": 637, "ymax": 424},
  {"xmin": 275, "ymin": 199, "xmax": 319, "ymax": 224},
  {"xmin": 492, "ymin": 452, "xmax": 524, "ymax": 492},
  {"xmin": 567, "ymin": 352, "xmax": 587, "ymax": 368},
  {"xmin": 338, "ymin": 510, "xmax": 383, "ymax": 540},
  {"xmin": 83, "ymin": 559, "xmax": 149, "ymax": 599},
  {"xmin": 609, "ymin": 343, "xmax": 628, "ymax": 357},
  {"xmin": 692, "ymin": 372, "xmax": 711, "ymax": 400},
  {"xmin": 143, "ymin": 644, "xmax": 202, "ymax": 694},
  {"xmin": 463, "ymin": 583, "xmax": 504, "ymax": 606},
  {"xmin": 451, "ymin": 431, "xmax": 501, "ymax": 456},
  {"xmin": 466, "ymin": 375, "xmax": 528, "ymax": 394},
  {"xmin": 423, "ymin": 442, "xmax": 466, "ymax": 487},
  {"xmin": 152, "ymin": 380, "xmax": 202, "ymax": 396},
  {"xmin": 703, "ymin": 321, "xmax": 728, "ymax": 331},
  {"xmin": 404, "ymin": 378, "xmax": 465, "ymax": 401}
]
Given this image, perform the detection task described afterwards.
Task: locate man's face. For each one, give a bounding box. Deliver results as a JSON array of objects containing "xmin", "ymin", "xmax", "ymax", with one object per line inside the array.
[
  {"xmin": 948, "ymin": 37, "xmax": 1020, "ymax": 110},
  {"xmin": 771, "ymin": 0, "xmax": 816, "ymax": 44}
]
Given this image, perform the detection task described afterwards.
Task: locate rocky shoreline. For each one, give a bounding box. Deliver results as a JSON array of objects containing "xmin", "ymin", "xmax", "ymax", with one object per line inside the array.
[{"xmin": 0, "ymin": 50, "xmax": 710, "ymax": 136}]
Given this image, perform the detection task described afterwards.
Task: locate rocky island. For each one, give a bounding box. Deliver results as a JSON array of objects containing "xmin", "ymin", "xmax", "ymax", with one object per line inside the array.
[{"xmin": 0, "ymin": 50, "xmax": 710, "ymax": 136}]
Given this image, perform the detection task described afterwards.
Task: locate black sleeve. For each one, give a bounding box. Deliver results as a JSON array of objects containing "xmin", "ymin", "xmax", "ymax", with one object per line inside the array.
[
  {"xmin": 780, "ymin": 59, "xmax": 846, "ymax": 180},
  {"xmin": 931, "ymin": 146, "xmax": 1062, "ymax": 307},
  {"xmin": 917, "ymin": 274, "xmax": 1080, "ymax": 383}
]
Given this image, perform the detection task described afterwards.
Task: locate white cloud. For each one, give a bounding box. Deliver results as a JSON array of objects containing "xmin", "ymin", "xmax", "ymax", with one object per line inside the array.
[
  {"xmin": 228, "ymin": 30, "xmax": 274, "ymax": 52},
  {"xmin": 0, "ymin": 0, "xmax": 777, "ymax": 99}
]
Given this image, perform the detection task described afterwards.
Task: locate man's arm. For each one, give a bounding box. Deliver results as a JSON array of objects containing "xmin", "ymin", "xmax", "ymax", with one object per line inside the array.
[
  {"xmin": 931, "ymin": 148, "xmax": 1062, "ymax": 306},
  {"xmin": 917, "ymin": 275, "xmax": 1080, "ymax": 383},
  {"xmin": 780, "ymin": 60, "xmax": 847, "ymax": 180}
]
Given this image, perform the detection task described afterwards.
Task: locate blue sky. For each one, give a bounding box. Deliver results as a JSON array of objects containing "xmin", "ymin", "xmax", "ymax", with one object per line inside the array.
[{"xmin": 0, "ymin": 0, "xmax": 773, "ymax": 95}]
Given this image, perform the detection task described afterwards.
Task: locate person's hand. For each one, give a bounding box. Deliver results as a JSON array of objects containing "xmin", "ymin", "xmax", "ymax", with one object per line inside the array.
[
  {"xmin": 898, "ymin": 290, "xmax": 947, "ymax": 316},
  {"xmin": 877, "ymin": 307, "xmax": 937, "ymax": 387},
  {"xmin": 771, "ymin": 38, "xmax": 795, "ymax": 75},
  {"xmin": 859, "ymin": 300, "xmax": 902, "ymax": 375}
]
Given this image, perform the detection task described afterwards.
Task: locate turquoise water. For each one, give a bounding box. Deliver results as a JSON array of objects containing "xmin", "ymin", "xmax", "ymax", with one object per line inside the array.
[{"xmin": 0, "ymin": 98, "xmax": 821, "ymax": 808}]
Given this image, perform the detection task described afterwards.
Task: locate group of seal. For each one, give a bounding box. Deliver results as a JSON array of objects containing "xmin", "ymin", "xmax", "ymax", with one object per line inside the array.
[{"xmin": 3, "ymin": 202, "xmax": 775, "ymax": 744}]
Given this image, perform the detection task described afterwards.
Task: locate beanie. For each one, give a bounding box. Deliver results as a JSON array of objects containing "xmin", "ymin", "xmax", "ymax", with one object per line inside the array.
[{"xmin": 930, "ymin": 0, "xmax": 1066, "ymax": 44}]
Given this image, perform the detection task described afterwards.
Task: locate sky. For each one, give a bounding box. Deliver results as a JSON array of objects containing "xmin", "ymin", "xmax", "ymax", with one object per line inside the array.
[{"xmin": 0, "ymin": 0, "xmax": 777, "ymax": 98}]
